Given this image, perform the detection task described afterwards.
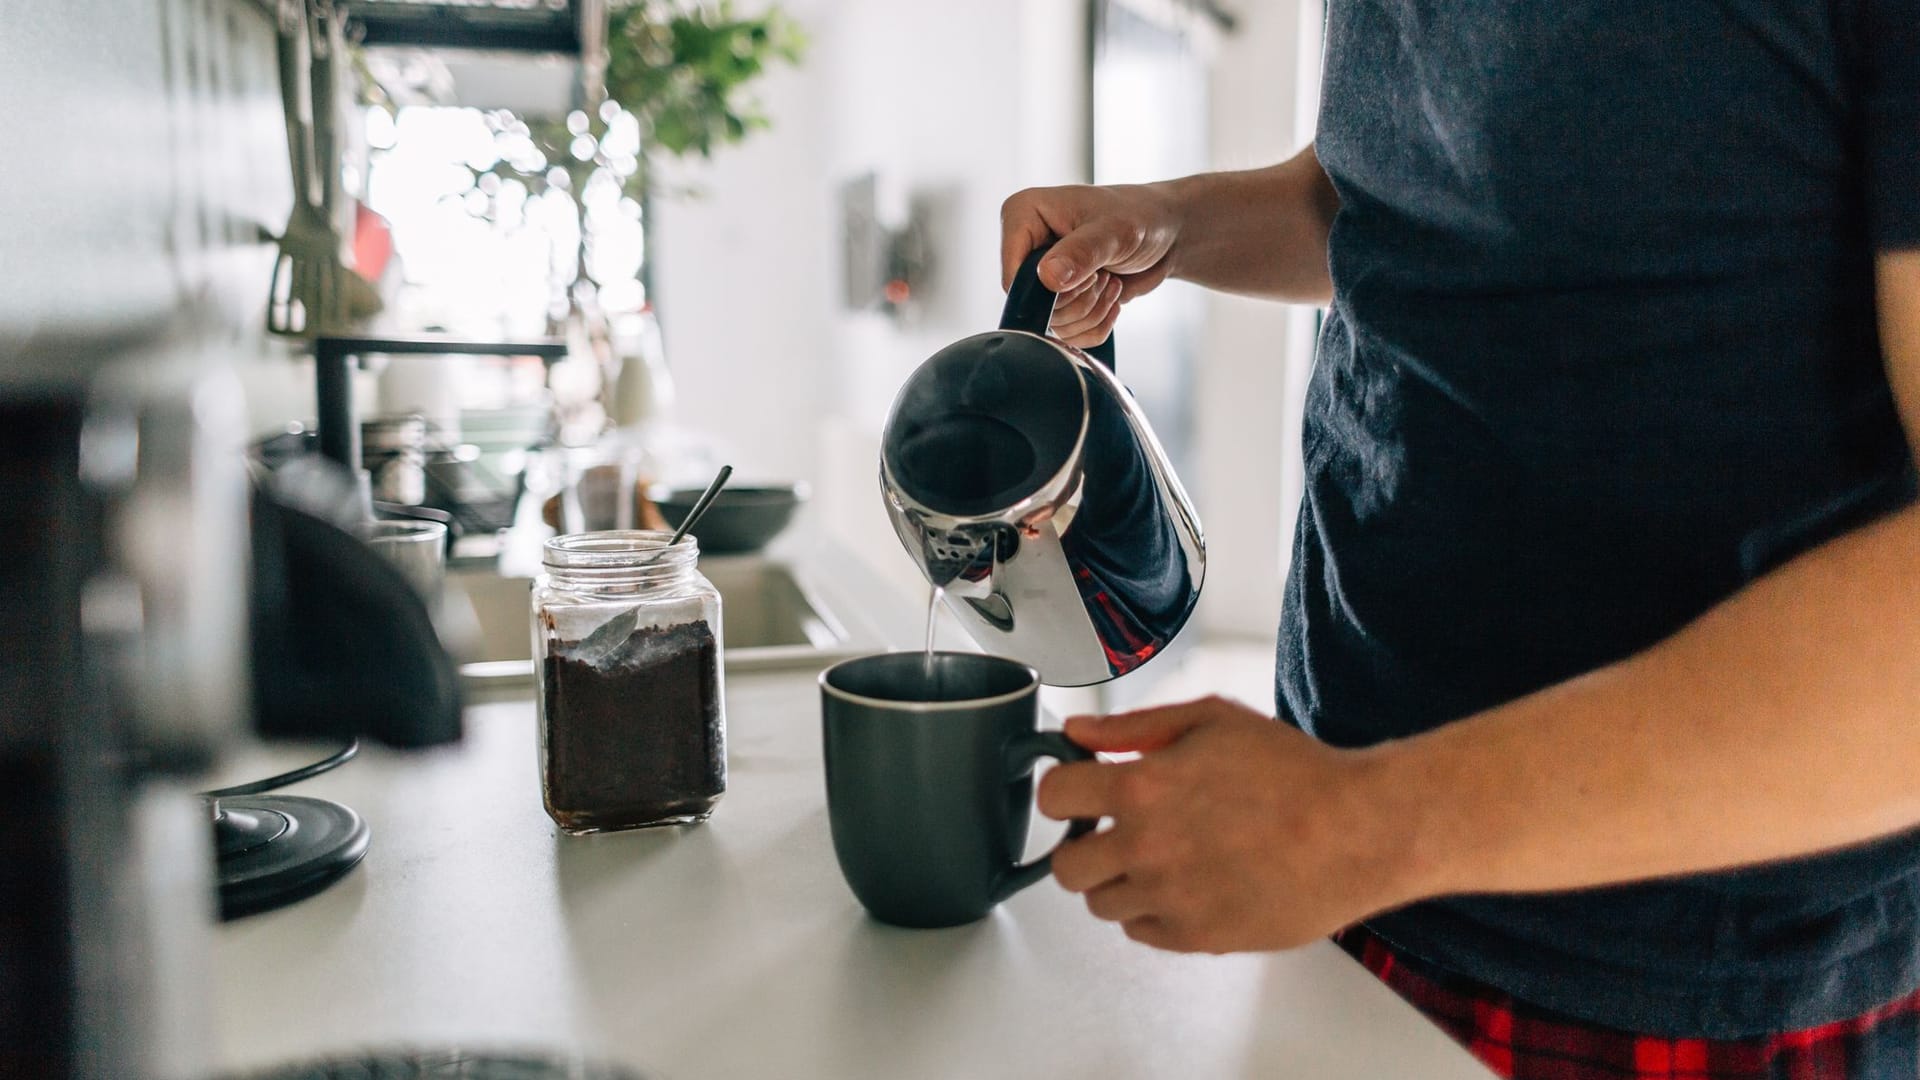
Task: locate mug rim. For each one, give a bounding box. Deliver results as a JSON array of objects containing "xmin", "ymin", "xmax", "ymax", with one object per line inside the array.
[{"xmin": 819, "ymin": 651, "xmax": 1038, "ymax": 713}]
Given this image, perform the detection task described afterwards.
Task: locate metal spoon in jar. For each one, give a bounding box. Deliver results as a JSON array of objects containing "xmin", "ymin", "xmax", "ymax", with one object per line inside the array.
[
  {"xmin": 574, "ymin": 464, "xmax": 733, "ymax": 664},
  {"xmin": 662, "ymin": 463, "xmax": 733, "ymax": 551}
]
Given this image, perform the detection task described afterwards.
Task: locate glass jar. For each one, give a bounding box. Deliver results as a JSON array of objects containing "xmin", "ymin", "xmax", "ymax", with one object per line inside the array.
[{"xmin": 532, "ymin": 531, "xmax": 726, "ymax": 833}]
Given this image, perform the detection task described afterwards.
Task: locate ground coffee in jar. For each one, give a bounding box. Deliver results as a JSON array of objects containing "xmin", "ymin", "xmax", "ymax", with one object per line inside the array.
[{"xmin": 533, "ymin": 532, "xmax": 726, "ymax": 832}]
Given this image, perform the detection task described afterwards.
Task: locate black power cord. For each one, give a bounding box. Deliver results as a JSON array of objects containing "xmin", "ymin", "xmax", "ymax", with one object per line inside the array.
[{"xmin": 202, "ymin": 738, "xmax": 360, "ymax": 799}]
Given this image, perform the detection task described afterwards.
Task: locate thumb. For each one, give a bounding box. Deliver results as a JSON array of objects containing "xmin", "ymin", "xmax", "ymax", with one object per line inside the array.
[
  {"xmin": 1064, "ymin": 702, "xmax": 1211, "ymax": 754},
  {"xmin": 1040, "ymin": 218, "xmax": 1134, "ymax": 292}
]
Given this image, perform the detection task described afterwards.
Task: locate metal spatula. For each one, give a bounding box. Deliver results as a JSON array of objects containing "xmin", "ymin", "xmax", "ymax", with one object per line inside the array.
[{"xmin": 266, "ymin": 1, "xmax": 367, "ymax": 337}]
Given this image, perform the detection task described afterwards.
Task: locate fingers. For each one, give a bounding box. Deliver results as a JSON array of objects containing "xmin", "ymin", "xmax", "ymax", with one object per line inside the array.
[
  {"xmin": 1116, "ymin": 261, "xmax": 1174, "ymax": 303},
  {"xmin": 1000, "ymin": 189, "xmax": 1059, "ymax": 291},
  {"xmin": 1035, "ymin": 757, "xmax": 1127, "ymax": 821},
  {"xmin": 1076, "ymin": 869, "xmax": 1208, "ymax": 951},
  {"xmin": 1084, "ymin": 877, "xmax": 1157, "ymax": 923},
  {"xmin": 1050, "ymin": 826, "xmax": 1130, "ymax": 892},
  {"xmin": 1053, "ymin": 275, "xmax": 1123, "ymax": 342},
  {"xmin": 1063, "ymin": 699, "xmax": 1221, "ymax": 754},
  {"xmin": 1058, "ymin": 846, "xmax": 1206, "ymax": 953},
  {"xmin": 1058, "ymin": 301, "xmax": 1121, "ymax": 350},
  {"xmin": 1041, "ymin": 216, "xmax": 1140, "ymax": 292},
  {"xmin": 1050, "ymin": 273, "xmax": 1109, "ymax": 326},
  {"xmin": 1121, "ymin": 916, "xmax": 1193, "ymax": 952}
]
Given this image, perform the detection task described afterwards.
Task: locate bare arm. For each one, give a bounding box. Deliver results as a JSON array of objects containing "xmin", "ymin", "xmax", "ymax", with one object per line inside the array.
[
  {"xmin": 1378, "ymin": 250, "xmax": 1920, "ymax": 900},
  {"xmin": 1155, "ymin": 147, "xmax": 1341, "ymax": 302},
  {"xmin": 999, "ymin": 144, "xmax": 1338, "ymax": 347}
]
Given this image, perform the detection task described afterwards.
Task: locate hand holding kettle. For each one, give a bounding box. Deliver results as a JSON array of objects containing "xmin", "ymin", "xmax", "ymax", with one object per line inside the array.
[
  {"xmin": 999, "ymin": 183, "xmax": 1185, "ymax": 347},
  {"xmin": 1002, "ymin": 153, "xmax": 1343, "ymax": 337}
]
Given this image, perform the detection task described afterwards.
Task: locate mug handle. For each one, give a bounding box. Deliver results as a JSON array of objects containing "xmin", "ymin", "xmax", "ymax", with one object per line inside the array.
[
  {"xmin": 999, "ymin": 242, "xmax": 1119, "ymax": 371},
  {"xmin": 992, "ymin": 730, "xmax": 1100, "ymax": 903}
]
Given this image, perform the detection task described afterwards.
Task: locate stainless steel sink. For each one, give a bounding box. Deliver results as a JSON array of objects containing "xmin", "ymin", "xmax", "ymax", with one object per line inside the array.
[{"xmin": 451, "ymin": 555, "xmax": 865, "ymax": 694}]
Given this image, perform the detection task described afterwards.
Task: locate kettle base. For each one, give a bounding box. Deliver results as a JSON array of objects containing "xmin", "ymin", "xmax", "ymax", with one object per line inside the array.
[{"xmin": 213, "ymin": 794, "xmax": 369, "ymax": 920}]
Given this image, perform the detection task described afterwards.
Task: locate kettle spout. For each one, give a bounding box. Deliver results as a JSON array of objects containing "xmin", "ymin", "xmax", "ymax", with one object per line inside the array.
[{"xmin": 889, "ymin": 511, "xmax": 1006, "ymax": 591}]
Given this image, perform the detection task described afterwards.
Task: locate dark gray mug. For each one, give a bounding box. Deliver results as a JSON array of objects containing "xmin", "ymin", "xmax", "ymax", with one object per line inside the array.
[{"xmin": 820, "ymin": 652, "xmax": 1098, "ymax": 928}]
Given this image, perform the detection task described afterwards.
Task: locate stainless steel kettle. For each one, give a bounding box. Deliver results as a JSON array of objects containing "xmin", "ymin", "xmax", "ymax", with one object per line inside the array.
[{"xmin": 880, "ymin": 244, "xmax": 1205, "ymax": 686}]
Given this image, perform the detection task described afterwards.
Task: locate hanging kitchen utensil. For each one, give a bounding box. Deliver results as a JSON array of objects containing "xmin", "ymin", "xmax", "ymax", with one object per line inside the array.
[
  {"xmin": 266, "ymin": 0, "xmax": 323, "ymax": 336},
  {"xmin": 309, "ymin": 0, "xmax": 385, "ymax": 327},
  {"xmin": 266, "ymin": 0, "xmax": 373, "ymax": 338}
]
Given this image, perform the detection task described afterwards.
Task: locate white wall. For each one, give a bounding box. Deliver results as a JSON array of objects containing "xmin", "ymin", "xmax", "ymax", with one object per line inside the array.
[{"xmin": 647, "ymin": 54, "xmax": 833, "ymax": 489}]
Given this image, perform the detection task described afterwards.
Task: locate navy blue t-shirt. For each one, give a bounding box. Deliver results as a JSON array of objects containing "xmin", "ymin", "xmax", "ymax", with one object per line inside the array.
[{"xmin": 1282, "ymin": 0, "xmax": 1920, "ymax": 1038}]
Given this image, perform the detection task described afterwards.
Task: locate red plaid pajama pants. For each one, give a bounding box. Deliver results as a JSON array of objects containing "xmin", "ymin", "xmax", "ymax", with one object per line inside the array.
[{"xmin": 1336, "ymin": 925, "xmax": 1920, "ymax": 1079}]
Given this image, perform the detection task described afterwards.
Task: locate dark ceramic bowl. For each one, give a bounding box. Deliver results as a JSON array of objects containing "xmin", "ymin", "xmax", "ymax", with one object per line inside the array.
[{"xmin": 653, "ymin": 483, "xmax": 808, "ymax": 555}]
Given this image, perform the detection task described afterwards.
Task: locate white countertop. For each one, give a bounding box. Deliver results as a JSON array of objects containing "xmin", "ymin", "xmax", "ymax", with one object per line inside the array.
[{"xmin": 210, "ymin": 666, "xmax": 1494, "ymax": 1079}]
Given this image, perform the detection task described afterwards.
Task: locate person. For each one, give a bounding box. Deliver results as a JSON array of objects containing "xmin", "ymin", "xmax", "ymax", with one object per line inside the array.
[{"xmin": 1003, "ymin": 4, "xmax": 1920, "ymax": 1078}]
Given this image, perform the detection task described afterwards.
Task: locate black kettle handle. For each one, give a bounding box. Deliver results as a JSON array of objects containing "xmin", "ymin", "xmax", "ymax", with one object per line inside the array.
[{"xmin": 1000, "ymin": 242, "xmax": 1118, "ymax": 371}]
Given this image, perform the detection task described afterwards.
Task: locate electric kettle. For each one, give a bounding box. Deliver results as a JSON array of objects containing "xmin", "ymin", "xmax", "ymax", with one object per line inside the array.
[{"xmin": 880, "ymin": 244, "xmax": 1205, "ymax": 686}]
